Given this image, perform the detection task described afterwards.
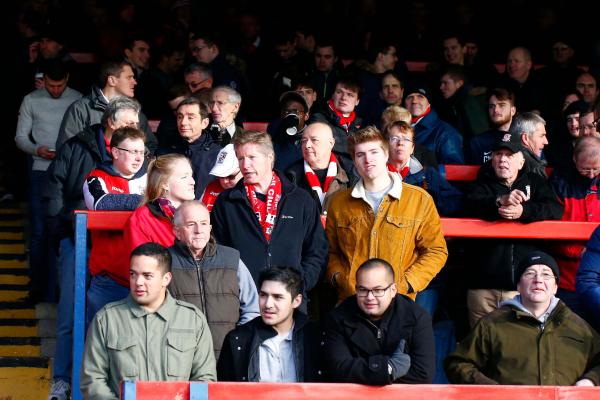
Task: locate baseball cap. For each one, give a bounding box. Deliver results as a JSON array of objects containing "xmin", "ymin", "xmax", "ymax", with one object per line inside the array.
[
  {"xmin": 493, "ymin": 132, "xmax": 524, "ymax": 153},
  {"xmin": 209, "ymin": 144, "xmax": 238, "ymax": 177}
]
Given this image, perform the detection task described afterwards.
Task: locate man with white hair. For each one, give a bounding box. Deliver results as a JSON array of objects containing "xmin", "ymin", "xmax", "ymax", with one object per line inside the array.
[{"xmin": 209, "ymin": 86, "xmax": 244, "ymax": 146}]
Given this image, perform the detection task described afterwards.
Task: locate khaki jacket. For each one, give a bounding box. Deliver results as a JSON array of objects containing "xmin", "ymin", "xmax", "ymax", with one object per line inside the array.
[
  {"xmin": 81, "ymin": 292, "xmax": 216, "ymax": 399},
  {"xmin": 445, "ymin": 300, "xmax": 600, "ymax": 385},
  {"xmin": 326, "ymin": 173, "xmax": 448, "ymax": 301}
]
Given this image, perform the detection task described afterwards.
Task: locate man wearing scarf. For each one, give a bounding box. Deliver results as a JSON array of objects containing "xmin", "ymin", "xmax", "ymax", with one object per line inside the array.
[
  {"xmin": 309, "ymin": 76, "xmax": 363, "ymax": 156},
  {"xmin": 211, "ymin": 131, "xmax": 328, "ymax": 311},
  {"xmin": 404, "ymin": 86, "xmax": 464, "ymax": 164},
  {"xmin": 285, "ymin": 122, "xmax": 358, "ymax": 215}
]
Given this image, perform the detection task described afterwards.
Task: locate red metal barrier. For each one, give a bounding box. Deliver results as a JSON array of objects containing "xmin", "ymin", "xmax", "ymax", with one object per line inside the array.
[
  {"xmin": 122, "ymin": 381, "xmax": 600, "ymax": 400},
  {"xmin": 77, "ymin": 211, "xmax": 598, "ymax": 241},
  {"xmin": 242, "ymin": 122, "xmax": 269, "ymax": 131},
  {"xmin": 442, "ymin": 165, "xmax": 554, "ymax": 181}
]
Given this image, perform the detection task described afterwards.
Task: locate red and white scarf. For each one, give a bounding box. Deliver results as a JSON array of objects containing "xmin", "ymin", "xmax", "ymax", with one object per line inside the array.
[
  {"xmin": 244, "ymin": 172, "xmax": 282, "ymax": 242},
  {"xmin": 304, "ymin": 154, "xmax": 338, "ymax": 206},
  {"xmin": 328, "ymin": 99, "xmax": 356, "ymax": 131},
  {"xmin": 200, "ymin": 179, "xmax": 224, "ymax": 212}
]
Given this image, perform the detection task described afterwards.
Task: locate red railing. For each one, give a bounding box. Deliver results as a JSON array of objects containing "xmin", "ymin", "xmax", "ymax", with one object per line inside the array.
[{"xmin": 119, "ymin": 381, "xmax": 600, "ymax": 400}]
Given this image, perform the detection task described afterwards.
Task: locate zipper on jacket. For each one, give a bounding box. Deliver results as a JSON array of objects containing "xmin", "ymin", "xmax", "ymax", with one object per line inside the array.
[{"xmin": 188, "ymin": 247, "xmax": 207, "ymax": 315}]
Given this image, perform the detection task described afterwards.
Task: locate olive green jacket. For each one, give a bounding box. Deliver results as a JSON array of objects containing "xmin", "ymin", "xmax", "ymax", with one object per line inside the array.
[
  {"xmin": 445, "ymin": 300, "xmax": 600, "ymax": 385},
  {"xmin": 81, "ymin": 292, "xmax": 216, "ymax": 399}
]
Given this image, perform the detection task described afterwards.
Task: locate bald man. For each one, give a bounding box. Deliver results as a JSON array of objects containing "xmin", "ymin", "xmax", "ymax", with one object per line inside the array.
[
  {"xmin": 285, "ymin": 122, "xmax": 358, "ymax": 214},
  {"xmin": 498, "ymin": 46, "xmax": 549, "ymax": 116}
]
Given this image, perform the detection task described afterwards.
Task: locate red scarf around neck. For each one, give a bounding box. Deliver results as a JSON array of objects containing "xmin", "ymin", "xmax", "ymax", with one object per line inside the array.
[
  {"xmin": 304, "ymin": 153, "xmax": 338, "ymax": 206},
  {"xmin": 411, "ymin": 105, "xmax": 432, "ymax": 124},
  {"xmin": 328, "ymin": 99, "xmax": 356, "ymax": 130},
  {"xmin": 387, "ymin": 162, "xmax": 409, "ymax": 178},
  {"xmin": 244, "ymin": 172, "xmax": 282, "ymax": 242},
  {"xmin": 200, "ymin": 179, "xmax": 224, "ymax": 212}
]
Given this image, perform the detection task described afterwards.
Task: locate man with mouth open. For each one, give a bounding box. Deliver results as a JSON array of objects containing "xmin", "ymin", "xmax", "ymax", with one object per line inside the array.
[
  {"xmin": 446, "ymin": 251, "xmax": 600, "ymax": 386},
  {"xmin": 217, "ymin": 267, "xmax": 323, "ymax": 382},
  {"xmin": 211, "ymin": 130, "xmax": 327, "ymax": 311}
]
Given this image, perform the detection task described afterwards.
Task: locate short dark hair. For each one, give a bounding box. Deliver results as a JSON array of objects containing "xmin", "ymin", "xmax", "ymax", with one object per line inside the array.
[
  {"xmin": 356, "ymin": 258, "xmax": 395, "ymax": 281},
  {"xmin": 381, "ymin": 70, "xmax": 404, "ymax": 89},
  {"xmin": 130, "ymin": 243, "xmax": 172, "ymax": 274},
  {"xmin": 258, "ymin": 267, "xmax": 304, "ymax": 299},
  {"xmin": 98, "ymin": 59, "xmax": 134, "ymax": 87},
  {"xmin": 336, "ymin": 75, "xmax": 363, "ymax": 99},
  {"xmin": 176, "ymin": 96, "xmax": 210, "ymax": 119},
  {"xmin": 110, "ymin": 126, "xmax": 146, "ymax": 148},
  {"xmin": 42, "ymin": 59, "xmax": 69, "ymax": 81},
  {"xmin": 442, "ymin": 65, "xmax": 468, "ymax": 83}
]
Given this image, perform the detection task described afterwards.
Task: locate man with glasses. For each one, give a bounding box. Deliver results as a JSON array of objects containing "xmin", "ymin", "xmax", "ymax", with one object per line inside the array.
[
  {"xmin": 45, "ymin": 96, "xmax": 143, "ymax": 399},
  {"xmin": 579, "ymin": 107, "xmax": 600, "ymax": 138},
  {"xmin": 189, "ymin": 32, "xmax": 245, "ymax": 95},
  {"xmin": 184, "ymin": 62, "xmax": 213, "ymax": 94},
  {"xmin": 323, "ymin": 258, "xmax": 435, "ymax": 384},
  {"xmin": 208, "ymin": 86, "xmax": 244, "ymax": 146},
  {"xmin": 83, "ymin": 127, "xmax": 148, "ymax": 323},
  {"xmin": 446, "ymin": 251, "xmax": 600, "ymax": 386}
]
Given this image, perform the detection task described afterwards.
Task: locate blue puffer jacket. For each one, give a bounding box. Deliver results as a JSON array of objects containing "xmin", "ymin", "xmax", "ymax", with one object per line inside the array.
[
  {"xmin": 402, "ymin": 157, "xmax": 463, "ymax": 217},
  {"xmin": 576, "ymin": 225, "xmax": 600, "ymax": 332},
  {"xmin": 413, "ymin": 109, "xmax": 464, "ymax": 164}
]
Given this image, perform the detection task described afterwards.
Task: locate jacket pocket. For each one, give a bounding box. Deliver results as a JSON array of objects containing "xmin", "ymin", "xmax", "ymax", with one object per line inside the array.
[
  {"xmin": 381, "ymin": 216, "xmax": 415, "ymax": 255},
  {"xmin": 107, "ymin": 336, "xmax": 138, "ymax": 378},
  {"xmin": 166, "ymin": 334, "xmax": 197, "ymax": 378}
]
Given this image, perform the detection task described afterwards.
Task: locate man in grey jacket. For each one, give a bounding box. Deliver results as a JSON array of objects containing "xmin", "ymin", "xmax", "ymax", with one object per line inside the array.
[
  {"xmin": 168, "ymin": 200, "xmax": 259, "ymax": 359},
  {"xmin": 56, "ymin": 59, "xmax": 157, "ymax": 152},
  {"xmin": 81, "ymin": 243, "xmax": 216, "ymax": 399}
]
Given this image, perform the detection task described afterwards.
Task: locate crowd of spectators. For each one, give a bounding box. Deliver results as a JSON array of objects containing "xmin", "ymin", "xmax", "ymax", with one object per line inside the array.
[{"xmin": 8, "ymin": 1, "xmax": 600, "ymax": 399}]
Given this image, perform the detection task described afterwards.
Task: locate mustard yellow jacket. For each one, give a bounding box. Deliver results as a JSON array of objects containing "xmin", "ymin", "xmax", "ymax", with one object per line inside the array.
[{"xmin": 326, "ymin": 173, "xmax": 448, "ymax": 301}]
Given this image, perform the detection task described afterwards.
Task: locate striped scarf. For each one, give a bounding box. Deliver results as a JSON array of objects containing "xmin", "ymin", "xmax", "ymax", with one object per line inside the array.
[{"xmin": 304, "ymin": 153, "xmax": 338, "ymax": 206}]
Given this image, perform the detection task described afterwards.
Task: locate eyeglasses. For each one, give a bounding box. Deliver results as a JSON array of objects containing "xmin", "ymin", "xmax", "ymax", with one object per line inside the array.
[
  {"xmin": 356, "ymin": 283, "xmax": 394, "ymax": 297},
  {"xmin": 116, "ymin": 147, "xmax": 147, "ymax": 157},
  {"xmin": 388, "ymin": 136, "xmax": 412, "ymax": 145},
  {"xmin": 522, "ymin": 271, "xmax": 556, "ymax": 281}
]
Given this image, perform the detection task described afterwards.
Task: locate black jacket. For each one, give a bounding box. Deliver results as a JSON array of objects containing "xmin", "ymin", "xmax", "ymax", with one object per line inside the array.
[
  {"xmin": 309, "ymin": 107, "xmax": 363, "ymax": 156},
  {"xmin": 217, "ymin": 312, "xmax": 324, "ymax": 382},
  {"xmin": 157, "ymin": 132, "xmax": 222, "ymax": 197},
  {"xmin": 45, "ymin": 124, "xmax": 110, "ymax": 237},
  {"xmin": 211, "ymin": 171, "xmax": 328, "ymax": 294},
  {"xmin": 464, "ymin": 166, "xmax": 564, "ymax": 289},
  {"xmin": 284, "ymin": 152, "xmax": 359, "ymax": 213},
  {"xmin": 323, "ymin": 294, "xmax": 435, "ymax": 385}
]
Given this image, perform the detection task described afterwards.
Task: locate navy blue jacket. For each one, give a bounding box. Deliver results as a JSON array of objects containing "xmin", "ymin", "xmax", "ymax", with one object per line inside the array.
[
  {"xmin": 413, "ymin": 109, "xmax": 464, "ymax": 164},
  {"xmin": 576, "ymin": 226, "xmax": 600, "ymax": 332},
  {"xmin": 211, "ymin": 171, "xmax": 328, "ymax": 294},
  {"xmin": 157, "ymin": 132, "xmax": 222, "ymax": 198}
]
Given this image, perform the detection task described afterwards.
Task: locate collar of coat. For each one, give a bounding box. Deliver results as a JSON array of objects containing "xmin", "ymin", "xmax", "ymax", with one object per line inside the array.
[
  {"xmin": 127, "ymin": 290, "xmax": 177, "ymax": 320},
  {"xmin": 351, "ymin": 171, "xmax": 402, "ymax": 201},
  {"xmin": 252, "ymin": 310, "xmax": 310, "ymax": 342}
]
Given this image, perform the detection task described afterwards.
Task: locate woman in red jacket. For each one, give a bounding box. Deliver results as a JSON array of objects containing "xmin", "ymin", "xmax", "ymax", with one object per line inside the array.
[{"xmin": 124, "ymin": 153, "xmax": 195, "ymax": 252}]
